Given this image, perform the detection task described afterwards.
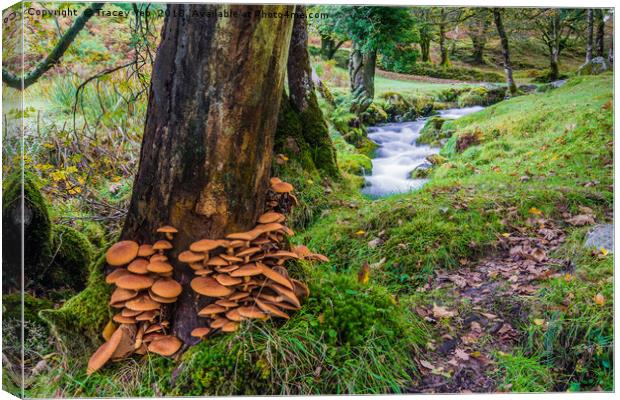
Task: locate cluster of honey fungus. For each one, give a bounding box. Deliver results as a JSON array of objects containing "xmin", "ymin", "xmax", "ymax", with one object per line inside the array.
[
  {"xmin": 185, "ymin": 177, "xmax": 327, "ymax": 338},
  {"xmin": 87, "ymin": 178, "xmax": 326, "ymax": 375}
]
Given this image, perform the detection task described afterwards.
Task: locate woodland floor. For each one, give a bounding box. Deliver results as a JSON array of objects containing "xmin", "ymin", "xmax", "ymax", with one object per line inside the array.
[{"xmin": 410, "ymin": 214, "xmax": 571, "ymax": 393}]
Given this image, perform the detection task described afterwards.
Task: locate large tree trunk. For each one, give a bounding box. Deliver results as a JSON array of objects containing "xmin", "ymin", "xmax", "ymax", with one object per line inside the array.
[
  {"xmin": 121, "ymin": 3, "xmax": 294, "ymax": 345},
  {"xmin": 281, "ymin": 7, "xmax": 338, "ymax": 177},
  {"xmin": 348, "ymin": 44, "xmax": 376, "ymax": 114},
  {"xmin": 595, "ymin": 10, "xmax": 605, "ymax": 57},
  {"xmin": 492, "ymin": 9, "xmax": 517, "ymax": 96},
  {"xmin": 586, "ymin": 9, "xmax": 594, "ymax": 62}
]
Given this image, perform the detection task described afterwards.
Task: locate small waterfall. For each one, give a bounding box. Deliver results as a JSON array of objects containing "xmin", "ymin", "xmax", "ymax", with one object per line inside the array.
[{"xmin": 362, "ymin": 106, "xmax": 484, "ymax": 198}]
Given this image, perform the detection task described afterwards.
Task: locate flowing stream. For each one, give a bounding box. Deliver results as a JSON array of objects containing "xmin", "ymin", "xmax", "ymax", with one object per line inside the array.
[{"xmin": 362, "ymin": 106, "xmax": 484, "ymax": 197}]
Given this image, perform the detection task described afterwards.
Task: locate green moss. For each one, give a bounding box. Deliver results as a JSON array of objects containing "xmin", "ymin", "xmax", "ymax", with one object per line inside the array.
[
  {"xmin": 417, "ymin": 117, "xmax": 449, "ymax": 146},
  {"xmin": 2, "ymin": 292, "xmax": 53, "ymax": 326},
  {"xmin": 299, "ymin": 95, "xmax": 339, "ymax": 178},
  {"xmin": 39, "ymin": 254, "xmax": 112, "ymax": 355},
  {"xmin": 2, "ymin": 170, "xmax": 52, "ymax": 289},
  {"xmin": 275, "ymin": 92, "xmax": 317, "ymax": 173},
  {"xmin": 46, "ymin": 225, "xmax": 94, "ymax": 291},
  {"xmin": 168, "ymin": 268, "xmax": 427, "ymax": 395},
  {"xmin": 360, "ymin": 102, "xmax": 389, "ymax": 125},
  {"xmin": 73, "ymin": 220, "xmax": 108, "ymax": 248},
  {"xmin": 275, "ymin": 91, "xmax": 339, "ymax": 178},
  {"xmin": 338, "ymin": 152, "xmax": 373, "ymax": 176}
]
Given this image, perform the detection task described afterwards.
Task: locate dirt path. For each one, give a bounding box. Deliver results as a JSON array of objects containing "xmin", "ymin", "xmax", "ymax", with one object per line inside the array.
[
  {"xmin": 408, "ymin": 215, "xmax": 570, "ymax": 393},
  {"xmin": 376, "ymin": 69, "xmax": 476, "ymax": 85}
]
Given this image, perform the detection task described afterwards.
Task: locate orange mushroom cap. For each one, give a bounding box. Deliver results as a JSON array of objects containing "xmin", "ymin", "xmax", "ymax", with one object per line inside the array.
[{"xmin": 106, "ymin": 241, "xmax": 139, "ymax": 267}]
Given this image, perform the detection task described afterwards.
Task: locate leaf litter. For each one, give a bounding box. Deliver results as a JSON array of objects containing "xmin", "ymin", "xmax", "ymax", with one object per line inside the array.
[{"xmin": 410, "ymin": 217, "xmax": 570, "ymax": 393}]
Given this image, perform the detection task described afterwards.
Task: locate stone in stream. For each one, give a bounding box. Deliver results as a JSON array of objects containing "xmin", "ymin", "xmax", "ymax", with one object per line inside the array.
[{"xmin": 584, "ymin": 224, "xmax": 614, "ymax": 253}]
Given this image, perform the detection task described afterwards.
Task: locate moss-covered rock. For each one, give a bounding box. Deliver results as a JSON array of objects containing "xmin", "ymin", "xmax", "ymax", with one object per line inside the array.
[
  {"xmin": 417, "ymin": 117, "xmax": 449, "ymax": 147},
  {"xmin": 410, "ymin": 95, "xmax": 435, "ymax": 117},
  {"xmin": 360, "ymin": 102, "xmax": 389, "ymax": 125},
  {"xmin": 2, "ymin": 170, "xmax": 52, "ymax": 291},
  {"xmin": 39, "ymin": 254, "xmax": 112, "ymax": 355},
  {"xmin": 338, "ymin": 152, "xmax": 373, "ymax": 176},
  {"xmin": 426, "ymin": 154, "xmax": 447, "ymax": 166},
  {"xmin": 457, "ymin": 87, "xmax": 488, "ymax": 107},
  {"xmin": 46, "ymin": 225, "xmax": 94, "ymax": 291},
  {"xmin": 457, "ymin": 85, "xmax": 507, "ymax": 108},
  {"xmin": 410, "ymin": 165, "xmax": 431, "ymax": 179},
  {"xmin": 379, "ymin": 92, "xmax": 417, "ymax": 121},
  {"xmin": 2, "ymin": 292, "xmax": 54, "ymax": 326}
]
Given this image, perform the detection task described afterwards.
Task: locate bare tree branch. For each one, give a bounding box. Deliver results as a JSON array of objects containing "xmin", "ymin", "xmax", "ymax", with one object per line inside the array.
[{"xmin": 2, "ymin": 3, "xmax": 104, "ymax": 90}]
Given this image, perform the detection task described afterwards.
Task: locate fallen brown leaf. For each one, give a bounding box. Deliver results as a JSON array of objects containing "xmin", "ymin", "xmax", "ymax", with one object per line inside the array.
[
  {"xmin": 566, "ymin": 214, "xmax": 595, "ymax": 226},
  {"xmin": 432, "ymin": 303, "xmax": 457, "ymax": 319}
]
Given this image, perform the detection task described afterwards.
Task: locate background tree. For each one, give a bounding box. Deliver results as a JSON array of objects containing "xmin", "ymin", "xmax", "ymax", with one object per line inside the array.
[
  {"xmin": 465, "ymin": 8, "xmax": 493, "ymax": 65},
  {"xmin": 436, "ymin": 8, "xmax": 467, "ymax": 67},
  {"xmin": 121, "ymin": 3, "xmax": 295, "ymax": 345},
  {"xmin": 312, "ymin": 6, "xmax": 348, "ymax": 60},
  {"xmin": 412, "ymin": 8, "xmax": 434, "ymax": 63},
  {"xmin": 327, "ymin": 6, "xmax": 415, "ymax": 114},
  {"xmin": 586, "ymin": 9, "xmax": 594, "ymax": 62},
  {"xmin": 529, "ymin": 8, "xmax": 580, "ymax": 80},
  {"xmin": 492, "ymin": 8, "xmax": 517, "ymax": 96},
  {"xmin": 595, "ymin": 9, "xmax": 606, "ymax": 57},
  {"xmin": 276, "ymin": 7, "xmax": 339, "ymax": 177}
]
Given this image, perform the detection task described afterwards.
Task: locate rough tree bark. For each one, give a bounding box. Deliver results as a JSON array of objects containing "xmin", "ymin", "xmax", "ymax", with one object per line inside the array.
[
  {"xmin": 121, "ymin": 3, "xmax": 295, "ymax": 345},
  {"xmin": 595, "ymin": 9, "xmax": 605, "ymax": 57},
  {"xmin": 348, "ymin": 44, "xmax": 376, "ymax": 114},
  {"xmin": 492, "ymin": 8, "xmax": 517, "ymax": 96},
  {"xmin": 586, "ymin": 9, "xmax": 594, "ymax": 62},
  {"xmin": 277, "ymin": 8, "xmax": 338, "ymax": 177}
]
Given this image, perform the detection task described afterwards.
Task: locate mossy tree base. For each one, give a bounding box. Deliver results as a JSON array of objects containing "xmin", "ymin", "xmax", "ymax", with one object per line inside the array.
[{"xmin": 39, "ymin": 254, "xmax": 112, "ymax": 356}]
